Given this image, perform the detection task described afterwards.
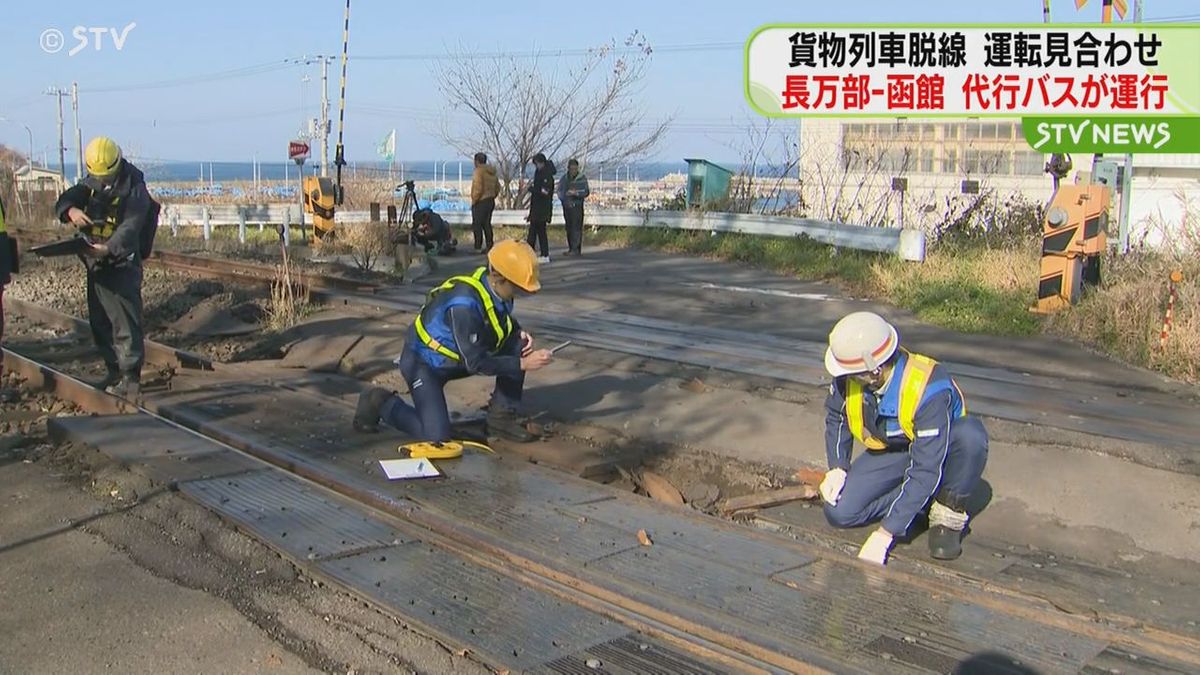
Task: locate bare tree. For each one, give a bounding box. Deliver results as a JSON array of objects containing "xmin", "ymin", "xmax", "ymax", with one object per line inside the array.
[
  {"xmin": 722, "ymin": 118, "xmax": 802, "ymax": 215},
  {"xmin": 433, "ymin": 31, "xmax": 672, "ymax": 208}
]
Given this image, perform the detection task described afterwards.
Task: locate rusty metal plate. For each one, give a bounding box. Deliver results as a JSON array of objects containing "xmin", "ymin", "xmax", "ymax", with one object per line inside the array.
[
  {"xmin": 539, "ymin": 635, "xmax": 729, "ymax": 675},
  {"xmin": 319, "ymin": 543, "xmax": 632, "ymax": 672},
  {"xmin": 587, "ymin": 548, "xmax": 1108, "ymax": 673},
  {"xmin": 563, "ymin": 498, "xmax": 817, "ymax": 577},
  {"xmin": 771, "ymin": 558, "xmax": 1109, "ymax": 672},
  {"xmin": 399, "ymin": 451, "xmax": 619, "ymax": 506},
  {"xmin": 391, "ymin": 481, "xmax": 640, "ymax": 565},
  {"xmin": 182, "ymin": 469, "xmax": 410, "ymax": 561},
  {"xmin": 1080, "ymin": 645, "xmax": 1198, "ymax": 674},
  {"xmin": 46, "ymin": 415, "xmax": 263, "ymax": 484}
]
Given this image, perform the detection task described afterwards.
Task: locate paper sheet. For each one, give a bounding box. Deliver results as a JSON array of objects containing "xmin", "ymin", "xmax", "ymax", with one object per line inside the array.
[{"xmin": 379, "ymin": 458, "xmax": 442, "ymax": 480}]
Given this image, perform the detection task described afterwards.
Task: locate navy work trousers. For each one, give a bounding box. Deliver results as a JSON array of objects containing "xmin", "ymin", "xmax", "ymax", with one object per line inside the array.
[
  {"xmin": 824, "ymin": 416, "xmax": 989, "ymax": 530},
  {"xmin": 380, "ymin": 342, "xmax": 525, "ymax": 442}
]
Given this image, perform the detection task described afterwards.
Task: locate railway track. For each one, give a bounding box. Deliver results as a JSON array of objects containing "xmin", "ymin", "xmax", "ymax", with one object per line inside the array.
[
  {"xmin": 11, "ymin": 224, "xmax": 1200, "ymax": 469},
  {"xmin": 5, "ymin": 300, "xmax": 1200, "ymax": 674}
]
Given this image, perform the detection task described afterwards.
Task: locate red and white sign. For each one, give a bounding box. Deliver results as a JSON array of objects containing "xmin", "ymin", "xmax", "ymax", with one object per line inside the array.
[{"xmin": 288, "ymin": 140, "xmax": 310, "ymax": 162}]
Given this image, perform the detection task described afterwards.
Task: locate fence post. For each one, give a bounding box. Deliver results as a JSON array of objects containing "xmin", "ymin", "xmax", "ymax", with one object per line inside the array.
[
  {"xmin": 170, "ymin": 208, "xmax": 178, "ymax": 237},
  {"xmin": 202, "ymin": 206, "xmax": 211, "ymax": 242},
  {"xmin": 282, "ymin": 207, "xmax": 292, "ymax": 247},
  {"xmin": 238, "ymin": 207, "xmax": 247, "ymax": 244}
]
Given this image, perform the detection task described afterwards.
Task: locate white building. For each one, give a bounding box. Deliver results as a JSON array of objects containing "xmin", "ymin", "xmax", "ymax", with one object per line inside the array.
[
  {"xmin": 797, "ymin": 118, "xmax": 1199, "ymax": 251},
  {"xmin": 14, "ymin": 165, "xmax": 69, "ymax": 193}
]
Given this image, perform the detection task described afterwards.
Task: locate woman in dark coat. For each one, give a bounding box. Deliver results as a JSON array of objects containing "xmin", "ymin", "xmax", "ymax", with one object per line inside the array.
[{"xmin": 524, "ymin": 153, "xmax": 555, "ymax": 261}]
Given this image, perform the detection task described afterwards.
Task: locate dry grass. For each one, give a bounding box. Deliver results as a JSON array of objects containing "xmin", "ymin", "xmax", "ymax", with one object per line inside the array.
[
  {"xmin": 265, "ymin": 243, "xmax": 311, "ymax": 331},
  {"xmin": 336, "ymin": 221, "xmax": 394, "ymax": 271},
  {"xmin": 1043, "ymin": 196, "xmax": 1200, "ymax": 383},
  {"xmin": 867, "ymin": 237, "xmax": 1043, "ymax": 335}
]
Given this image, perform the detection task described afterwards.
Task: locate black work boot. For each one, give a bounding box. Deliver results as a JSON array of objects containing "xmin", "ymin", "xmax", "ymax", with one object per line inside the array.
[
  {"xmin": 93, "ymin": 367, "xmax": 121, "ymax": 391},
  {"xmin": 486, "ymin": 407, "xmax": 537, "ymax": 443},
  {"xmin": 927, "ymin": 494, "xmax": 970, "ymax": 561},
  {"xmin": 106, "ymin": 375, "xmax": 141, "ymax": 401},
  {"xmin": 353, "ymin": 387, "xmax": 393, "ymax": 433}
]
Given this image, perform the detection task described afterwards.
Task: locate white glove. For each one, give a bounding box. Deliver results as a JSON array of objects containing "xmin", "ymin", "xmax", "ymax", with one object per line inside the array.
[
  {"xmin": 857, "ymin": 528, "xmax": 894, "ymax": 565},
  {"xmin": 819, "ymin": 468, "xmax": 848, "ymax": 506}
]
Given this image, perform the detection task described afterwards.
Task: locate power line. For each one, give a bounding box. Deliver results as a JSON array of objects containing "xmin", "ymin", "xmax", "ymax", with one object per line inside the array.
[
  {"xmin": 78, "ymin": 60, "xmax": 300, "ymax": 94},
  {"xmin": 1141, "ymin": 13, "xmax": 1200, "ymax": 22},
  {"xmin": 350, "ymin": 41, "xmax": 741, "ymax": 61}
]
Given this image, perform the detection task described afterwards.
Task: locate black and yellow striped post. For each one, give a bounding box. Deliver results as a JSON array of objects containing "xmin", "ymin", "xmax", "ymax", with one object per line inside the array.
[{"xmin": 334, "ymin": 0, "xmax": 350, "ymax": 207}]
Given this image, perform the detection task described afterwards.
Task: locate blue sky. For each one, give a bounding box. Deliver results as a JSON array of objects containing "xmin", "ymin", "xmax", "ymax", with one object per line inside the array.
[{"xmin": 2, "ymin": 0, "xmax": 1197, "ymax": 165}]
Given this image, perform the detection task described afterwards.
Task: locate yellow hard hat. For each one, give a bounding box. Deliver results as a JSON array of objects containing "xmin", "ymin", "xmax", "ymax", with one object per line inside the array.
[
  {"xmin": 84, "ymin": 136, "xmax": 123, "ymax": 178},
  {"xmin": 487, "ymin": 239, "xmax": 541, "ymax": 292},
  {"xmin": 824, "ymin": 311, "xmax": 899, "ymax": 377}
]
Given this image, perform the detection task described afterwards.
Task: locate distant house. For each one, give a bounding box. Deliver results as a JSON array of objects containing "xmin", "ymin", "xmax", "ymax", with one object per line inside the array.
[{"xmin": 15, "ymin": 165, "xmax": 69, "ymax": 193}]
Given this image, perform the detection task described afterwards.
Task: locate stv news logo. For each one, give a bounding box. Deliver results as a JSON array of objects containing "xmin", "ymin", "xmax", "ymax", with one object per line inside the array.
[{"xmin": 40, "ymin": 23, "xmax": 137, "ymax": 57}]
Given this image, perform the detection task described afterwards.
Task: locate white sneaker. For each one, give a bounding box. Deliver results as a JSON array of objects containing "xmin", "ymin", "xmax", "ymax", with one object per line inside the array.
[{"xmin": 537, "ymin": 255, "xmax": 551, "ymax": 264}]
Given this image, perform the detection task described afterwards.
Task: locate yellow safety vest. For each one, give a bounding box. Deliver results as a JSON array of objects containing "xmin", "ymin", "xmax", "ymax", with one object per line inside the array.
[
  {"xmin": 413, "ymin": 266, "xmax": 514, "ymax": 362},
  {"xmin": 846, "ymin": 351, "xmax": 959, "ymax": 450},
  {"xmin": 82, "ymin": 192, "xmax": 120, "ymax": 241}
]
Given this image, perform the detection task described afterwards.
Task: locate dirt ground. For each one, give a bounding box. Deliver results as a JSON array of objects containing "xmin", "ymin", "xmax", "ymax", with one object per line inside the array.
[{"xmin": 0, "ymin": 375, "xmax": 492, "ymax": 675}]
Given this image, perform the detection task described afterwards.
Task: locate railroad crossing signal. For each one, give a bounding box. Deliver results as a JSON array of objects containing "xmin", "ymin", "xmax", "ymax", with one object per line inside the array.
[{"xmin": 289, "ymin": 140, "xmax": 310, "ymax": 165}]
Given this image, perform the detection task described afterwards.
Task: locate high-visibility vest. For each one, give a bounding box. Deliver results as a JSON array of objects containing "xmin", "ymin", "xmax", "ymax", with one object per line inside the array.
[
  {"xmin": 846, "ymin": 351, "xmax": 967, "ymax": 450},
  {"xmin": 413, "ymin": 266, "xmax": 514, "ymax": 362},
  {"xmin": 82, "ymin": 191, "xmax": 120, "ymax": 241}
]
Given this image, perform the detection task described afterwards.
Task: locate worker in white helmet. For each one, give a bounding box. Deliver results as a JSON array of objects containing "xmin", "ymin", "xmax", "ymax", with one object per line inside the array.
[{"xmin": 819, "ymin": 311, "xmax": 988, "ymax": 565}]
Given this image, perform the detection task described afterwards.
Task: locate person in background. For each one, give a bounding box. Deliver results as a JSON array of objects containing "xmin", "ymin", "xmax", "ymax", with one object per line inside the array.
[
  {"xmin": 411, "ymin": 207, "xmax": 457, "ymax": 256},
  {"xmin": 469, "ymin": 152, "xmax": 500, "ymax": 254},
  {"xmin": 524, "ymin": 153, "xmax": 555, "ymax": 263},
  {"xmin": 557, "ymin": 159, "xmax": 590, "ymax": 257},
  {"xmin": 0, "ymin": 193, "xmax": 20, "ymax": 402}
]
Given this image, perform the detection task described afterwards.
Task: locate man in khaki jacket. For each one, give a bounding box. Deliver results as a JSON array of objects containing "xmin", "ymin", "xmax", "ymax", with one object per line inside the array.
[{"xmin": 470, "ymin": 152, "xmax": 501, "ymax": 253}]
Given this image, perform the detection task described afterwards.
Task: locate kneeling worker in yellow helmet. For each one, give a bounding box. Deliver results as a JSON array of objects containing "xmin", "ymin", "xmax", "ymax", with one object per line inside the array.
[
  {"xmin": 54, "ymin": 137, "xmax": 160, "ymax": 398},
  {"xmin": 354, "ymin": 239, "xmax": 554, "ymax": 442},
  {"xmin": 820, "ymin": 311, "xmax": 988, "ymax": 565}
]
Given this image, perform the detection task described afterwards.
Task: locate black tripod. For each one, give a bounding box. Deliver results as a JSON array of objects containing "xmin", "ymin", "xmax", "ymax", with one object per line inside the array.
[{"xmin": 390, "ymin": 180, "xmax": 432, "ymax": 280}]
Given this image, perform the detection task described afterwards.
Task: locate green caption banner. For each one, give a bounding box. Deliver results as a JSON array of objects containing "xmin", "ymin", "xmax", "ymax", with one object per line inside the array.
[{"xmin": 1020, "ymin": 116, "xmax": 1200, "ymax": 153}]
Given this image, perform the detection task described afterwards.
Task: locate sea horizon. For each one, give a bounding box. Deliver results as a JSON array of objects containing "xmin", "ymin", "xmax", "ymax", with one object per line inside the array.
[{"xmin": 47, "ymin": 159, "xmax": 755, "ymax": 185}]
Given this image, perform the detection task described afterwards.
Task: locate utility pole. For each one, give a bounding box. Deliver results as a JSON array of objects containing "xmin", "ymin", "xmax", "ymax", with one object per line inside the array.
[
  {"xmin": 320, "ymin": 57, "xmax": 330, "ymax": 178},
  {"xmin": 1116, "ymin": 0, "xmax": 1143, "ymax": 254},
  {"xmin": 72, "ymin": 82, "xmax": 82, "ymax": 182},
  {"xmin": 45, "ymin": 86, "xmax": 67, "ymax": 180}
]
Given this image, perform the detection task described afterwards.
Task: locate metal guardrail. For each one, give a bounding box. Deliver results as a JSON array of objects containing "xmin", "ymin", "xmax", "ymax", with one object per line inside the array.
[{"xmin": 161, "ymin": 204, "xmax": 925, "ymax": 261}]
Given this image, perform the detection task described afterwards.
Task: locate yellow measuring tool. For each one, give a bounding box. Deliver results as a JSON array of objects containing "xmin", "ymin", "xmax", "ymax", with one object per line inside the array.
[{"xmin": 399, "ymin": 440, "xmax": 495, "ymax": 459}]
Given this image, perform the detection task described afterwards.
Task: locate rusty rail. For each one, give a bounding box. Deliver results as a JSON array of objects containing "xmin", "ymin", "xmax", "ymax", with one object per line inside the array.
[{"xmin": 6, "ymin": 297, "xmax": 214, "ymax": 372}]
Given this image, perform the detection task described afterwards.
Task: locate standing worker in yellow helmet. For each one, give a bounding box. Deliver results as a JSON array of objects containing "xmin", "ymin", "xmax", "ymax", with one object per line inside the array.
[
  {"xmin": 54, "ymin": 137, "xmax": 160, "ymax": 399},
  {"xmin": 819, "ymin": 311, "xmax": 989, "ymax": 565},
  {"xmin": 354, "ymin": 239, "xmax": 554, "ymax": 442}
]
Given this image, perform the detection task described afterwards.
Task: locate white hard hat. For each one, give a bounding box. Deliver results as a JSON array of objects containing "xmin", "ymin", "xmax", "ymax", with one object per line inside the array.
[{"xmin": 824, "ymin": 311, "xmax": 899, "ymax": 377}]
